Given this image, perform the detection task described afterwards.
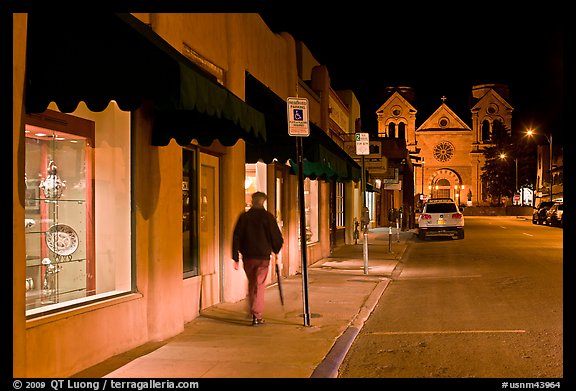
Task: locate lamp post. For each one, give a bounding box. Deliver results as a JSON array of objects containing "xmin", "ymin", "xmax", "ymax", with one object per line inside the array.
[
  {"xmin": 547, "ymin": 134, "xmax": 553, "ymax": 202},
  {"xmin": 499, "ymin": 152, "xmax": 518, "ymax": 205},
  {"xmin": 421, "ymin": 158, "xmax": 425, "ymax": 200},
  {"xmin": 454, "ymin": 184, "xmax": 463, "ymax": 206},
  {"xmin": 527, "ymin": 129, "xmax": 553, "ymax": 202},
  {"xmin": 515, "ymin": 157, "xmax": 518, "ymax": 194}
]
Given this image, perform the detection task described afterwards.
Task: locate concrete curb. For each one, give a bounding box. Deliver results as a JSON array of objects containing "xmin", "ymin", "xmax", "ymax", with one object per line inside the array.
[
  {"xmin": 310, "ymin": 278, "xmax": 391, "ymax": 378},
  {"xmin": 310, "ymin": 232, "xmax": 413, "ymax": 378}
]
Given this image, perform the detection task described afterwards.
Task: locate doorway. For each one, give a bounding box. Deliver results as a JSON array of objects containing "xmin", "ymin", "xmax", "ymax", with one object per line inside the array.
[{"xmin": 198, "ymin": 152, "xmax": 220, "ymax": 309}]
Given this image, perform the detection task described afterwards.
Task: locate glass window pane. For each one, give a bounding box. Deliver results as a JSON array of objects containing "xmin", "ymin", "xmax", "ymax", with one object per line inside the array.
[
  {"xmin": 183, "ymin": 148, "xmax": 198, "ymax": 277},
  {"xmin": 25, "ymin": 103, "xmax": 131, "ymax": 316},
  {"xmin": 304, "ymin": 179, "xmax": 319, "ymax": 243}
]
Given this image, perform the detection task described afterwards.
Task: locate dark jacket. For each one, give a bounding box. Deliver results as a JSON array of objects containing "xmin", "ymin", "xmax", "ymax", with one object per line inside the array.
[{"xmin": 232, "ymin": 207, "xmax": 283, "ymax": 261}]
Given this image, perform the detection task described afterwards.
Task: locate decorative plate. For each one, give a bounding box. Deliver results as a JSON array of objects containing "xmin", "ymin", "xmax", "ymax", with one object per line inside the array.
[{"xmin": 45, "ymin": 224, "xmax": 79, "ymax": 256}]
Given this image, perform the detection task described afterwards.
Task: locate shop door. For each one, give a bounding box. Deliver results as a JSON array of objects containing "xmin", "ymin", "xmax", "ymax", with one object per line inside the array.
[
  {"xmin": 274, "ymin": 165, "xmax": 287, "ymax": 278},
  {"xmin": 199, "ymin": 153, "xmax": 220, "ymax": 309}
]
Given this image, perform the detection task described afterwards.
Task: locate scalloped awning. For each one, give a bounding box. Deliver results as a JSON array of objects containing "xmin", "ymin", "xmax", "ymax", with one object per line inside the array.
[{"xmin": 25, "ymin": 13, "xmax": 266, "ymax": 147}]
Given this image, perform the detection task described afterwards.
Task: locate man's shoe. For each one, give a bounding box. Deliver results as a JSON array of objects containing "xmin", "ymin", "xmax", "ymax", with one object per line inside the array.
[{"xmin": 252, "ymin": 316, "xmax": 265, "ymax": 326}]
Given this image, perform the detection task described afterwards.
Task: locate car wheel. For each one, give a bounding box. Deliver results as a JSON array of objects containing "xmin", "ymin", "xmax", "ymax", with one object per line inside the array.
[
  {"xmin": 418, "ymin": 230, "xmax": 426, "ymax": 240},
  {"xmin": 458, "ymin": 230, "xmax": 464, "ymax": 240}
]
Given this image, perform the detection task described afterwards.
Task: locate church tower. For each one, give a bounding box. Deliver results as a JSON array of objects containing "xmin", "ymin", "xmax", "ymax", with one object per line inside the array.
[
  {"xmin": 375, "ymin": 86, "xmax": 418, "ymax": 151},
  {"xmin": 470, "ymin": 83, "xmax": 513, "ymax": 143}
]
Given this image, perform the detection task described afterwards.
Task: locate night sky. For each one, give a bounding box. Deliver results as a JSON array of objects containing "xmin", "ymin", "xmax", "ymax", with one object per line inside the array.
[
  {"xmin": 4, "ymin": 2, "xmax": 565, "ymax": 147},
  {"xmin": 259, "ymin": 7, "xmax": 564, "ymax": 146}
]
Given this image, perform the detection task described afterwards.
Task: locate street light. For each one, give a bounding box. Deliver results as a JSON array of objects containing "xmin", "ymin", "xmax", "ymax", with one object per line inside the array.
[
  {"xmin": 527, "ymin": 129, "xmax": 553, "ymax": 202},
  {"xmin": 499, "ymin": 152, "xmax": 519, "ymax": 203}
]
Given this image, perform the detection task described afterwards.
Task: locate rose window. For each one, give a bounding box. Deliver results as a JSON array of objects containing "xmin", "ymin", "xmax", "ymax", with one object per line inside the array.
[{"xmin": 433, "ymin": 141, "xmax": 454, "ymax": 162}]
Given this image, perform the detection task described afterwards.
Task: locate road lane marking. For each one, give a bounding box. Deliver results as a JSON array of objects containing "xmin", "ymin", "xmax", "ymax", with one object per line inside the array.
[
  {"xmin": 522, "ymin": 233, "xmax": 533, "ymax": 236},
  {"xmin": 368, "ymin": 329, "xmax": 526, "ymax": 335},
  {"xmin": 398, "ymin": 275, "xmax": 483, "ymax": 280}
]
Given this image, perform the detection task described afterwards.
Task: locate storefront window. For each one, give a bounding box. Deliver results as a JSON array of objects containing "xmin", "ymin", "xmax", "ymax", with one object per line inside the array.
[
  {"xmin": 244, "ymin": 162, "xmax": 267, "ymax": 209},
  {"xmin": 365, "ymin": 191, "xmax": 374, "ymax": 222},
  {"xmin": 335, "ymin": 182, "xmax": 345, "ymax": 228},
  {"xmin": 24, "ymin": 102, "xmax": 131, "ymax": 316},
  {"xmin": 183, "ymin": 148, "xmax": 198, "ymax": 277},
  {"xmin": 304, "ymin": 179, "xmax": 319, "ymax": 243}
]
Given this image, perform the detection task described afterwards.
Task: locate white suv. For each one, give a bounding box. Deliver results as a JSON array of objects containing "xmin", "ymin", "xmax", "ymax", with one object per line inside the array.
[{"xmin": 417, "ymin": 198, "xmax": 464, "ymax": 240}]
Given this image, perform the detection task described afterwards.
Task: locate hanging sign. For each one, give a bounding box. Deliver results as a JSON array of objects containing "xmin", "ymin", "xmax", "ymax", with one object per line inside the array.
[{"xmin": 287, "ymin": 97, "xmax": 310, "ymax": 136}]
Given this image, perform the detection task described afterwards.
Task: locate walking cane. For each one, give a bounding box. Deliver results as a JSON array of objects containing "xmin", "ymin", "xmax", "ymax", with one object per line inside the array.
[{"xmin": 275, "ymin": 253, "xmax": 284, "ymax": 306}]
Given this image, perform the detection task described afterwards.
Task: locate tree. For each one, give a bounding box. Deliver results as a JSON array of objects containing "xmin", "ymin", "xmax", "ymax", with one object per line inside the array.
[{"xmin": 480, "ymin": 122, "xmax": 534, "ymax": 205}]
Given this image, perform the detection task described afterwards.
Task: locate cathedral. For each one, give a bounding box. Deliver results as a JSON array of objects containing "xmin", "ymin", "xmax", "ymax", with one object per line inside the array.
[{"xmin": 376, "ymin": 84, "xmax": 514, "ymax": 208}]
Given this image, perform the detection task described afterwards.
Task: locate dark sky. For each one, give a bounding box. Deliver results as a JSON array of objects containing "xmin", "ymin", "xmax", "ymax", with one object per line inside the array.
[{"xmin": 258, "ymin": 8, "xmax": 564, "ymax": 145}]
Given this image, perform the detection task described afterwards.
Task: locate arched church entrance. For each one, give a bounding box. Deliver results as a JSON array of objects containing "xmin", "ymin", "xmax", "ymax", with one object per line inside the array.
[{"xmin": 427, "ymin": 169, "xmax": 465, "ymax": 205}]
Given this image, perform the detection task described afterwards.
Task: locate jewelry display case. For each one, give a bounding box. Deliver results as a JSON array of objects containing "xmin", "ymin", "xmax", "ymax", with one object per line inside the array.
[{"xmin": 24, "ymin": 111, "xmax": 95, "ymax": 311}]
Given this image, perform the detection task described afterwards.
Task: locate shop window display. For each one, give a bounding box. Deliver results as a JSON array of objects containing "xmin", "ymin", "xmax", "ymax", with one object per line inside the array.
[
  {"xmin": 244, "ymin": 162, "xmax": 267, "ymax": 209},
  {"xmin": 304, "ymin": 178, "xmax": 319, "ymax": 243},
  {"xmin": 24, "ymin": 103, "xmax": 132, "ymax": 316},
  {"xmin": 335, "ymin": 182, "xmax": 345, "ymax": 228}
]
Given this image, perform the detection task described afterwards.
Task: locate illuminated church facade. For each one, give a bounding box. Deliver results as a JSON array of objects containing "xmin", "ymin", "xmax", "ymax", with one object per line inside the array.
[{"xmin": 376, "ymin": 84, "xmax": 513, "ymax": 207}]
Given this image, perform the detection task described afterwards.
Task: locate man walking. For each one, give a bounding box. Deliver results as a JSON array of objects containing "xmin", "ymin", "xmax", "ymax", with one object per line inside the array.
[{"xmin": 232, "ymin": 192, "xmax": 284, "ymax": 326}]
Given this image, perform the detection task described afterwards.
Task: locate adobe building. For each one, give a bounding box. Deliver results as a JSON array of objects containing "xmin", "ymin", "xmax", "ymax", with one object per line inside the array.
[{"xmin": 13, "ymin": 13, "xmax": 361, "ymax": 377}]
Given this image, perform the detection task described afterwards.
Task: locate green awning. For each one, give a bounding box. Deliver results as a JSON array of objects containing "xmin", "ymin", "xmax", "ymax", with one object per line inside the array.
[
  {"xmin": 245, "ymin": 73, "xmax": 360, "ymax": 181},
  {"xmin": 287, "ymin": 140, "xmax": 357, "ymax": 180},
  {"xmin": 25, "ymin": 13, "xmax": 266, "ymax": 147}
]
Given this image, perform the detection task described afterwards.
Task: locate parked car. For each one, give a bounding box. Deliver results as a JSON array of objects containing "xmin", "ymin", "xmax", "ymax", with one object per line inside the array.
[
  {"xmin": 532, "ymin": 201, "xmax": 555, "ymax": 225},
  {"xmin": 545, "ymin": 202, "xmax": 563, "ymax": 227},
  {"xmin": 417, "ymin": 198, "xmax": 464, "ymax": 240}
]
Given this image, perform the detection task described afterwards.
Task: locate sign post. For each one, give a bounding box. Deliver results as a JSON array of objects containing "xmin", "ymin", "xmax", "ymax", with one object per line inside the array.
[
  {"xmin": 355, "ymin": 133, "xmax": 369, "ymax": 274},
  {"xmin": 287, "ymin": 97, "xmax": 311, "ymax": 326}
]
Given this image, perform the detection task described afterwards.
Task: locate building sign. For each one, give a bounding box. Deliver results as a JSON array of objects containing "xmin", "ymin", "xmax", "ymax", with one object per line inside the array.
[
  {"xmin": 381, "ymin": 167, "xmax": 399, "ymax": 184},
  {"xmin": 287, "ymin": 97, "xmax": 310, "ymax": 136},
  {"xmin": 382, "ymin": 180, "xmax": 402, "ymax": 190},
  {"xmin": 329, "ymin": 94, "xmax": 349, "ymax": 132}
]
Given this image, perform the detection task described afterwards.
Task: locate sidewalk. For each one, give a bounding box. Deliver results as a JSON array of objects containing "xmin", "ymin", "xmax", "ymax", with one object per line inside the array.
[{"xmin": 74, "ymin": 228, "xmax": 413, "ymax": 379}]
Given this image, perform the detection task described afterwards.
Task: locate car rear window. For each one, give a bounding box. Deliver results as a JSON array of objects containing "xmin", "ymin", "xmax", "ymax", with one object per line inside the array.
[{"xmin": 425, "ymin": 203, "xmax": 458, "ymax": 213}]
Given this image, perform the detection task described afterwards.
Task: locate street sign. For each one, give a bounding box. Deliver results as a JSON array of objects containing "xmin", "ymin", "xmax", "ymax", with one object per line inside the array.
[
  {"xmin": 287, "ymin": 97, "xmax": 310, "ymax": 136},
  {"xmin": 355, "ymin": 132, "xmax": 369, "ymax": 155},
  {"xmin": 288, "ymin": 96, "xmax": 311, "ymax": 325}
]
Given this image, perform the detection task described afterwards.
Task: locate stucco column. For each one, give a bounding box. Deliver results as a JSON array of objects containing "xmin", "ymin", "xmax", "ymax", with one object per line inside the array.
[
  {"xmin": 13, "ymin": 13, "xmax": 28, "ymax": 378},
  {"xmin": 133, "ymin": 103, "xmax": 184, "ymax": 341},
  {"xmin": 222, "ymin": 13, "xmax": 250, "ymax": 303},
  {"xmin": 310, "ymin": 65, "xmax": 331, "ymax": 131}
]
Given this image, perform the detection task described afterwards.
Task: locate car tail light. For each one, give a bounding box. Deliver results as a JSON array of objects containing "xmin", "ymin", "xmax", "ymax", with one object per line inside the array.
[
  {"xmin": 452, "ymin": 213, "xmax": 463, "ymax": 219},
  {"xmin": 421, "ymin": 214, "xmax": 432, "ymax": 219}
]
